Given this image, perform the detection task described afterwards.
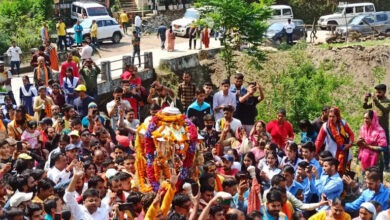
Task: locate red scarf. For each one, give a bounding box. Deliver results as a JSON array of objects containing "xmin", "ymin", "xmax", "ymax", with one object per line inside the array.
[{"xmin": 328, "ymin": 121, "xmax": 348, "ymax": 173}]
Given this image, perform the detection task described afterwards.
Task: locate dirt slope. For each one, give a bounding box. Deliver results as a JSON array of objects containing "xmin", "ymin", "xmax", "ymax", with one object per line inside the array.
[{"xmin": 307, "ymin": 45, "xmax": 390, "ymax": 88}]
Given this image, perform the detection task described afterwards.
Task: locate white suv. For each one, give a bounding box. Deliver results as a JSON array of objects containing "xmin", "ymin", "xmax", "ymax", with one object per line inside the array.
[
  {"xmin": 171, "ymin": 8, "xmax": 200, "ymax": 37},
  {"xmin": 318, "ymin": 2, "xmax": 376, "ymax": 30},
  {"xmin": 66, "ymin": 16, "xmax": 124, "ymax": 44}
]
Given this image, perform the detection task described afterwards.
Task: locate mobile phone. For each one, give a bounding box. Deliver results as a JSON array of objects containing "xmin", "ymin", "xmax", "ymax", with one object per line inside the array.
[
  {"xmin": 346, "ymin": 170, "xmax": 356, "ymax": 180},
  {"xmin": 92, "ymin": 109, "xmax": 98, "ymax": 115},
  {"xmin": 191, "ymin": 182, "xmax": 199, "ymax": 197},
  {"xmin": 54, "ymin": 213, "xmax": 61, "ymax": 220},
  {"xmin": 16, "ymin": 142, "xmax": 23, "ymax": 151},
  {"xmin": 118, "ymin": 203, "xmax": 133, "ymax": 211}
]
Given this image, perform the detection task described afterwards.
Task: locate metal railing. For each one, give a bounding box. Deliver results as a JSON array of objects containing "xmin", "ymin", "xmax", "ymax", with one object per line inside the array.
[{"xmin": 100, "ymin": 52, "xmax": 153, "ymax": 82}]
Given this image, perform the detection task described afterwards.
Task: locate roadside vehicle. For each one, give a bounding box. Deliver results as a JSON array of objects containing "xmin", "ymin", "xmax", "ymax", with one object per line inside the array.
[
  {"xmin": 265, "ymin": 19, "xmax": 306, "ymax": 45},
  {"xmin": 318, "ymin": 2, "xmax": 376, "ymax": 30},
  {"xmin": 171, "ymin": 8, "xmax": 200, "ymax": 37},
  {"xmin": 71, "ymin": 1, "xmax": 109, "ymax": 20},
  {"xmin": 268, "ymin": 5, "xmax": 294, "ymax": 24},
  {"xmin": 171, "ymin": 7, "xmax": 214, "ymax": 37},
  {"xmin": 336, "ymin": 12, "xmax": 390, "ymax": 36},
  {"xmin": 66, "ymin": 17, "xmax": 124, "ymax": 44}
]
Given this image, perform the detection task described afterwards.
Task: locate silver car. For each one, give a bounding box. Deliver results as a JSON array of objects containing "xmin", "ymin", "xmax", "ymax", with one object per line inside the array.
[{"xmin": 336, "ymin": 12, "xmax": 390, "ymax": 36}]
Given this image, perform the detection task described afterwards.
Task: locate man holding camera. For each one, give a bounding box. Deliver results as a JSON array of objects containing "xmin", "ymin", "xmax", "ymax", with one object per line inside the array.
[
  {"xmin": 234, "ymin": 81, "xmax": 264, "ymax": 134},
  {"xmin": 107, "ymin": 87, "xmax": 131, "ymax": 130},
  {"xmin": 363, "ymin": 84, "xmax": 390, "ymax": 170},
  {"xmin": 82, "ymin": 102, "xmax": 104, "ymax": 130},
  {"xmin": 73, "ymin": 85, "xmax": 95, "ymax": 119},
  {"xmin": 80, "ymin": 58, "xmax": 101, "ymax": 101}
]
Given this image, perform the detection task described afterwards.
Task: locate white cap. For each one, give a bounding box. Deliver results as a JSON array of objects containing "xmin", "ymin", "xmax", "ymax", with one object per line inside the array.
[
  {"xmin": 105, "ymin": 168, "xmax": 119, "ymax": 179},
  {"xmin": 10, "ymin": 191, "xmax": 33, "ymax": 207},
  {"xmin": 215, "ymin": 191, "xmax": 232, "ymax": 200}
]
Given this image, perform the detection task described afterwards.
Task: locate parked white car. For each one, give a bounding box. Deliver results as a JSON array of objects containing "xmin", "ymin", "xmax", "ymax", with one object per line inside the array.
[
  {"xmin": 268, "ymin": 5, "xmax": 294, "ymax": 24},
  {"xmin": 318, "ymin": 2, "xmax": 376, "ymax": 30},
  {"xmin": 171, "ymin": 8, "xmax": 200, "ymax": 37},
  {"xmin": 66, "ymin": 17, "xmax": 124, "ymax": 44},
  {"xmin": 71, "ymin": 1, "xmax": 109, "ymax": 21},
  {"xmin": 336, "ymin": 12, "xmax": 390, "ymax": 36}
]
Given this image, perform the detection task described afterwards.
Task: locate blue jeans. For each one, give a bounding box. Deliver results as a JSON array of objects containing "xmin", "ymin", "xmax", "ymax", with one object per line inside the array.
[
  {"xmin": 135, "ymin": 26, "xmax": 141, "ymax": 36},
  {"xmin": 160, "ymin": 38, "xmax": 166, "ymax": 49},
  {"xmin": 286, "ymin": 33, "xmax": 293, "ymax": 45},
  {"xmin": 87, "ymin": 87, "xmax": 98, "ymax": 102},
  {"xmin": 10, "ymin": 61, "xmax": 20, "ymax": 75},
  {"xmin": 132, "ymin": 47, "xmax": 141, "ymax": 67}
]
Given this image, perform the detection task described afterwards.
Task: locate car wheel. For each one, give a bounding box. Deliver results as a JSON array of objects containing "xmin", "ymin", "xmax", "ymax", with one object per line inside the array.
[
  {"xmin": 65, "ymin": 36, "xmax": 74, "ymax": 47},
  {"xmin": 112, "ymin": 33, "xmax": 121, "ymax": 44}
]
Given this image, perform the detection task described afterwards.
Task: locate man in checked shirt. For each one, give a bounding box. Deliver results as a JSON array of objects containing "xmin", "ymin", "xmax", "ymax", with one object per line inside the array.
[{"xmin": 177, "ymin": 72, "xmax": 196, "ymax": 112}]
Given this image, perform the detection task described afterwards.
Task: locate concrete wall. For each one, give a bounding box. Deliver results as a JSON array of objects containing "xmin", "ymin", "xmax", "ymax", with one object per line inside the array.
[{"xmin": 159, "ymin": 47, "xmax": 221, "ymax": 88}]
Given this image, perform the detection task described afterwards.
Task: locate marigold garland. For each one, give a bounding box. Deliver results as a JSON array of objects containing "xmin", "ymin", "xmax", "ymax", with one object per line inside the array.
[{"xmin": 136, "ymin": 112, "xmax": 199, "ymax": 192}]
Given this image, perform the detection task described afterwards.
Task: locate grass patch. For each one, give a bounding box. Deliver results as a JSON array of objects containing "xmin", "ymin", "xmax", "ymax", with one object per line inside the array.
[{"xmin": 318, "ymin": 38, "xmax": 390, "ymax": 49}]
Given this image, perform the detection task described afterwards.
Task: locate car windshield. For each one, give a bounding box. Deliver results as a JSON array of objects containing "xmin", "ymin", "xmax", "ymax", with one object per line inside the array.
[
  {"xmin": 349, "ymin": 15, "xmax": 365, "ymax": 25},
  {"xmin": 335, "ymin": 6, "xmax": 344, "ymax": 14},
  {"xmin": 87, "ymin": 7, "xmax": 108, "ymax": 17},
  {"xmin": 293, "ymin": 20, "xmax": 304, "ymax": 26},
  {"xmin": 80, "ymin": 19, "xmax": 93, "ymax": 29},
  {"xmin": 184, "ymin": 10, "xmax": 200, "ymax": 19},
  {"xmin": 268, "ymin": 23, "xmax": 284, "ymax": 32}
]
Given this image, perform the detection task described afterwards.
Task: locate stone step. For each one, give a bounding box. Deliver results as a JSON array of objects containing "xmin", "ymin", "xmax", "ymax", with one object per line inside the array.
[{"xmin": 121, "ymin": 3, "xmax": 137, "ymax": 6}]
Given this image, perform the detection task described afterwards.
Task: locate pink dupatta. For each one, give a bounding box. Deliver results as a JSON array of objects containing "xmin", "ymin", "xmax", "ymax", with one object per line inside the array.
[{"xmin": 358, "ymin": 111, "xmax": 387, "ymax": 170}]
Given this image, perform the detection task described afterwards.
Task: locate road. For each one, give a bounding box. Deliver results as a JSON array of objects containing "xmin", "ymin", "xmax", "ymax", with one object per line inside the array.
[
  {"xmin": 10, "ymin": 32, "xmax": 222, "ymax": 105},
  {"xmin": 10, "ymin": 30, "xmax": 330, "ymax": 106}
]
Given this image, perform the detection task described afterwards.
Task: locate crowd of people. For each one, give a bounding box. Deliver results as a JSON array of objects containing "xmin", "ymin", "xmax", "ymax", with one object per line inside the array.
[
  {"xmin": 1, "ymin": 12, "xmax": 390, "ymax": 220},
  {"xmin": 1, "ymin": 51, "xmax": 390, "ymax": 220}
]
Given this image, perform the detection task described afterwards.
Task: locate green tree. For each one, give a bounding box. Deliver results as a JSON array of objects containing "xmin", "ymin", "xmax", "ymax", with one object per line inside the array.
[
  {"xmin": 257, "ymin": 47, "xmax": 362, "ymax": 133},
  {"xmin": 0, "ymin": 0, "xmax": 53, "ymax": 54},
  {"xmin": 197, "ymin": 0, "xmax": 273, "ymax": 78}
]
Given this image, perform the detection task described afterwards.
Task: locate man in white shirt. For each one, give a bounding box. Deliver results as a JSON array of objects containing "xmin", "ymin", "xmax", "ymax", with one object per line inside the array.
[
  {"xmin": 215, "ymin": 105, "xmax": 242, "ymax": 134},
  {"xmin": 64, "ymin": 162, "xmax": 109, "ymax": 220},
  {"xmin": 80, "ymin": 40, "xmax": 93, "ymax": 62},
  {"xmin": 134, "ymin": 15, "xmax": 142, "ymax": 36},
  {"xmin": 284, "ymin": 19, "xmax": 295, "ymax": 45},
  {"xmin": 213, "ymin": 79, "xmax": 237, "ymax": 121},
  {"xmin": 6, "ymin": 41, "xmax": 22, "ymax": 76},
  {"xmin": 47, "ymin": 152, "xmax": 72, "ymax": 184},
  {"xmin": 107, "ymin": 87, "xmax": 132, "ymax": 130}
]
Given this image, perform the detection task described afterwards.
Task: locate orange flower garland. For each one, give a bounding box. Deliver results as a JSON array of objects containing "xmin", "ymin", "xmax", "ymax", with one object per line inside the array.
[{"xmin": 136, "ymin": 111, "xmax": 198, "ymax": 192}]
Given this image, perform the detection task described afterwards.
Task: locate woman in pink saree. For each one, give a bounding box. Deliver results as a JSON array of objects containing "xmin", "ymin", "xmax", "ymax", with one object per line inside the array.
[
  {"xmin": 358, "ymin": 110, "xmax": 387, "ymax": 171},
  {"xmin": 166, "ymin": 25, "xmax": 176, "ymax": 52}
]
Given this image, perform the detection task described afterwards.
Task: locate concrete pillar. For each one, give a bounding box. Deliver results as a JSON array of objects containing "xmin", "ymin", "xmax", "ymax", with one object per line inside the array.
[
  {"xmin": 122, "ymin": 56, "xmax": 132, "ymax": 73},
  {"xmin": 101, "ymin": 61, "xmax": 111, "ymax": 81},
  {"xmin": 2, "ymin": 53, "xmax": 9, "ymax": 66},
  {"xmin": 144, "ymin": 52, "xmax": 153, "ymax": 69}
]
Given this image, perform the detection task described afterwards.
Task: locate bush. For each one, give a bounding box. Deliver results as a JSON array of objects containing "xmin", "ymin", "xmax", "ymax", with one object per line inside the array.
[
  {"xmin": 257, "ymin": 46, "xmax": 363, "ymax": 135},
  {"xmin": 0, "ymin": 0, "xmax": 53, "ymax": 56}
]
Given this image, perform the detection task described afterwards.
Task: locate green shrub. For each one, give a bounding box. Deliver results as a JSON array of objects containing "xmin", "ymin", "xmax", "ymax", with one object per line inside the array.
[{"xmin": 257, "ymin": 46, "xmax": 364, "ymax": 135}]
